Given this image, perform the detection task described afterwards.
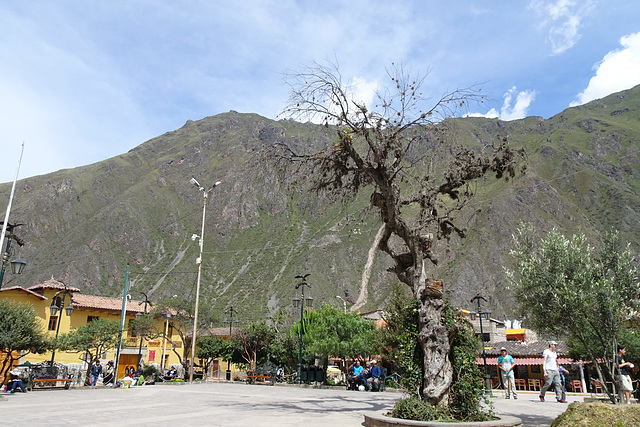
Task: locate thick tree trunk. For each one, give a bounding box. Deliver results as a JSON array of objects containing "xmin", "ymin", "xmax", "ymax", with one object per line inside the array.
[
  {"xmin": 417, "ymin": 293, "xmax": 452, "ymax": 405},
  {"xmin": 379, "ymin": 221, "xmax": 453, "ymax": 405}
]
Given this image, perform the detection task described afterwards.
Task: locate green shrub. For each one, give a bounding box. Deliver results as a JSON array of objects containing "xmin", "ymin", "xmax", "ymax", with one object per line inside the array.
[
  {"xmin": 390, "ymin": 397, "xmax": 451, "ymax": 422},
  {"xmin": 384, "ymin": 295, "xmax": 494, "ymax": 422},
  {"xmin": 443, "ymin": 303, "xmax": 494, "ymax": 422},
  {"xmin": 377, "ymin": 285, "xmax": 423, "ymax": 397},
  {"xmin": 143, "ymin": 364, "xmax": 159, "ymax": 380}
]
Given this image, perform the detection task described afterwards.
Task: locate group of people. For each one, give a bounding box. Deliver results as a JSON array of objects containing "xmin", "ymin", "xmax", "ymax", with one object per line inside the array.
[
  {"xmin": 90, "ymin": 360, "xmax": 116, "ymax": 386},
  {"xmin": 89, "ymin": 361, "xmax": 145, "ymax": 387},
  {"xmin": 499, "ymin": 341, "xmax": 635, "ymax": 404},
  {"xmin": 347, "ymin": 359, "xmax": 383, "ymax": 391},
  {"xmin": 497, "ymin": 341, "xmax": 570, "ymax": 403},
  {"xmin": 122, "ymin": 364, "xmax": 145, "ymax": 386}
]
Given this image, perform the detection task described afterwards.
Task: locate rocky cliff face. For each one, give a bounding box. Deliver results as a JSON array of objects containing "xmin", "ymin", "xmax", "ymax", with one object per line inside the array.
[{"xmin": 2, "ymin": 87, "xmax": 640, "ymax": 324}]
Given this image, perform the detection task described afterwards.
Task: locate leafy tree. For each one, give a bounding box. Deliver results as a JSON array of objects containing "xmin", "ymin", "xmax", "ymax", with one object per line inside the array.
[
  {"xmin": 150, "ymin": 296, "xmax": 218, "ymax": 365},
  {"xmin": 195, "ymin": 336, "xmax": 233, "ymax": 373},
  {"xmin": 269, "ymin": 330, "xmax": 299, "ymax": 370},
  {"xmin": 149, "ymin": 299, "xmax": 189, "ymax": 364},
  {"xmin": 441, "ymin": 303, "xmax": 488, "ymax": 421},
  {"xmin": 267, "ymin": 60, "xmax": 523, "ymax": 405},
  {"xmin": 0, "ymin": 300, "xmax": 49, "ymax": 382},
  {"xmin": 387, "ymin": 296, "xmax": 489, "ymax": 421},
  {"xmin": 507, "ymin": 225, "xmax": 640, "ymax": 403},
  {"xmin": 302, "ymin": 304, "xmax": 375, "ymax": 367},
  {"xmin": 378, "ymin": 285, "xmax": 423, "ymax": 394},
  {"xmin": 232, "ymin": 322, "xmax": 276, "ymax": 371},
  {"xmin": 57, "ymin": 318, "xmax": 120, "ymax": 385}
]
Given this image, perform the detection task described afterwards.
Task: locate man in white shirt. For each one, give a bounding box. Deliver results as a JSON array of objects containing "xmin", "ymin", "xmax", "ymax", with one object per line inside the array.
[{"xmin": 539, "ymin": 341, "xmax": 566, "ymax": 403}]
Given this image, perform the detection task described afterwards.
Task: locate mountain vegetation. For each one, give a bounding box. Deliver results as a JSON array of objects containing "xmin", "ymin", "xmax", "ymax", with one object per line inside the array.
[{"xmin": 2, "ymin": 85, "xmax": 640, "ymax": 330}]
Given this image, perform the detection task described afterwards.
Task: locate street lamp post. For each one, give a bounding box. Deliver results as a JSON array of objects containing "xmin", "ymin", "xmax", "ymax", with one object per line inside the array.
[
  {"xmin": 49, "ymin": 281, "xmax": 75, "ymax": 365},
  {"xmin": 0, "ymin": 143, "xmax": 26, "ymax": 290},
  {"xmin": 336, "ymin": 295, "xmax": 347, "ymax": 313},
  {"xmin": 161, "ymin": 312, "xmax": 172, "ymax": 372},
  {"xmin": 292, "ymin": 274, "xmax": 313, "ymax": 384},
  {"xmin": 135, "ymin": 293, "xmax": 153, "ymax": 366},
  {"xmin": 222, "ymin": 306, "xmax": 239, "ymax": 381},
  {"xmin": 471, "ymin": 295, "xmax": 492, "ymax": 396},
  {"xmin": 189, "ymin": 177, "xmax": 221, "ymax": 383},
  {"xmin": 0, "ymin": 222, "xmax": 26, "ymax": 289}
]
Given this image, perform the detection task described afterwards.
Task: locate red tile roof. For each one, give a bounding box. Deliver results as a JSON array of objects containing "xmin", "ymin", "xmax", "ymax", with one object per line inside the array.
[
  {"xmin": 5, "ymin": 281, "xmax": 178, "ymax": 317},
  {"xmin": 485, "ymin": 340, "xmax": 569, "ymax": 356},
  {"xmin": 71, "ymin": 294, "xmax": 145, "ymax": 314},
  {"xmin": 477, "ymin": 357, "xmax": 582, "ymax": 366},
  {"xmin": 28, "ymin": 277, "xmax": 81, "ymax": 293},
  {"xmin": 0, "ymin": 286, "xmax": 47, "ymax": 300}
]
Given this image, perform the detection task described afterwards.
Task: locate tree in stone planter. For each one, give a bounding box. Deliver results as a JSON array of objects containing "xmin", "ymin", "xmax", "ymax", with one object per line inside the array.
[{"xmin": 267, "ymin": 61, "xmax": 523, "ymax": 406}]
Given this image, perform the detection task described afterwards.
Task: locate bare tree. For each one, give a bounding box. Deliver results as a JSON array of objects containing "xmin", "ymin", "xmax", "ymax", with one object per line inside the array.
[{"xmin": 267, "ymin": 61, "xmax": 523, "ymax": 405}]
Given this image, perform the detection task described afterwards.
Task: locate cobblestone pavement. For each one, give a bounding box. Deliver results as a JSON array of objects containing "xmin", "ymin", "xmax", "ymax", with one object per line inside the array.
[{"xmin": 0, "ymin": 383, "xmax": 585, "ymax": 426}]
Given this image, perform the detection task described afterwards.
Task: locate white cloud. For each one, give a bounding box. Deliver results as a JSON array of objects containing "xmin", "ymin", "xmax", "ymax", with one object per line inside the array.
[
  {"xmin": 468, "ymin": 87, "xmax": 536, "ymax": 121},
  {"xmin": 501, "ymin": 87, "xmax": 536, "ymax": 120},
  {"xmin": 349, "ymin": 77, "xmax": 378, "ymax": 110},
  {"xmin": 302, "ymin": 75, "xmax": 379, "ymax": 125},
  {"xmin": 530, "ymin": 0, "xmax": 594, "ymax": 55},
  {"xmin": 571, "ymin": 32, "xmax": 640, "ymax": 106}
]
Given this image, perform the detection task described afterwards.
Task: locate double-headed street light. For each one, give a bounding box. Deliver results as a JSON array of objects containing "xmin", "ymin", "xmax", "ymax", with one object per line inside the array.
[
  {"xmin": 189, "ymin": 177, "xmax": 221, "ymax": 383},
  {"xmin": 470, "ymin": 294, "xmax": 492, "ymax": 396},
  {"xmin": 293, "ymin": 274, "xmax": 313, "ymax": 384},
  {"xmin": 49, "ymin": 281, "xmax": 75, "ymax": 364},
  {"xmin": 222, "ymin": 306, "xmax": 239, "ymax": 381},
  {"xmin": 0, "ymin": 222, "xmax": 26, "ymax": 289}
]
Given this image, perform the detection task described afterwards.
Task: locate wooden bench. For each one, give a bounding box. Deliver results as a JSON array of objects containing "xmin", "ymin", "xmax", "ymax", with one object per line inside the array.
[{"xmin": 30, "ymin": 378, "xmax": 72, "ymax": 391}]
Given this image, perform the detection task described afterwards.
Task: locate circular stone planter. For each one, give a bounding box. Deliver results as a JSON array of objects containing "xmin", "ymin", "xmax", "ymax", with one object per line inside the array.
[{"xmin": 364, "ymin": 412, "xmax": 522, "ymax": 427}]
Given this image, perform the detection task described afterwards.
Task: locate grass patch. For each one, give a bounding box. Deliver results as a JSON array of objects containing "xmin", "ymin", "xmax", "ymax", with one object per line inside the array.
[{"xmin": 551, "ymin": 402, "xmax": 640, "ymax": 427}]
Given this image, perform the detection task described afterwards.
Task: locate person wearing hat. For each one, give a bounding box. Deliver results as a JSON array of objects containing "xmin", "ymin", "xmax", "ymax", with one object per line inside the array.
[
  {"xmin": 539, "ymin": 341, "xmax": 565, "ymax": 403},
  {"xmin": 367, "ymin": 360, "xmax": 383, "ymax": 392},
  {"xmin": 497, "ymin": 347, "xmax": 517, "ymax": 399},
  {"xmin": 103, "ymin": 360, "xmax": 115, "ymax": 385},
  {"xmin": 7, "ymin": 369, "xmax": 26, "ymax": 393},
  {"xmin": 616, "ymin": 345, "xmax": 634, "ymax": 404}
]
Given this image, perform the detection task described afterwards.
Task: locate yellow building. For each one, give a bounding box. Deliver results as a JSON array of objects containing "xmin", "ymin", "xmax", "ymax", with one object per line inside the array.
[{"xmin": 0, "ymin": 277, "xmax": 184, "ymax": 378}]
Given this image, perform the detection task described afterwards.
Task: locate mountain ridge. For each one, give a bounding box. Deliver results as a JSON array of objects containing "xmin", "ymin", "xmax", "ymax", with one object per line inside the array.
[{"xmin": 2, "ymin": 86, "xmax": 640, "ymax": 325}]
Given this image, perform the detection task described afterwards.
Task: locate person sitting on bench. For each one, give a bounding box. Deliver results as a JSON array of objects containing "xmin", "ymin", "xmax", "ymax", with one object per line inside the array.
[
  {"xmin": 347, "ymin": 360, "xmax": 364, "ymax": 390},
  {"xmin": 7, "ymin": 370, "xmax": 26, "ymax": 393},
  {"xmin": 165, "ymin": 366, "xmax": 177, "ymax": 380},
  {"xmin": 367, "ymin": 360, "xmax": 383, "ymax": 391}
]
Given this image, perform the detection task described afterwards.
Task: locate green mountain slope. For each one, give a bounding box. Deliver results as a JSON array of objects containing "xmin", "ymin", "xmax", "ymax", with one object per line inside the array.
[{"xmin": 2, "ymin": 86, "xmax": 640, "ymax": 324}]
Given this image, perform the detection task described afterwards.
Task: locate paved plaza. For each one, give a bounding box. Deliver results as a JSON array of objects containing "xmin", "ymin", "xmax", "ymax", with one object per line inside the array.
[{"xmin": 1, "ymin": 382, "xmax": 584, "ymax": 426}]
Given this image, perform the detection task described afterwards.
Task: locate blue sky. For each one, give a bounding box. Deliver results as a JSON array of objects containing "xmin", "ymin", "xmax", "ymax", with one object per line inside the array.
[{"xmin": 1, "ymin": 0, "xmax": 639, "ymax": 183}]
